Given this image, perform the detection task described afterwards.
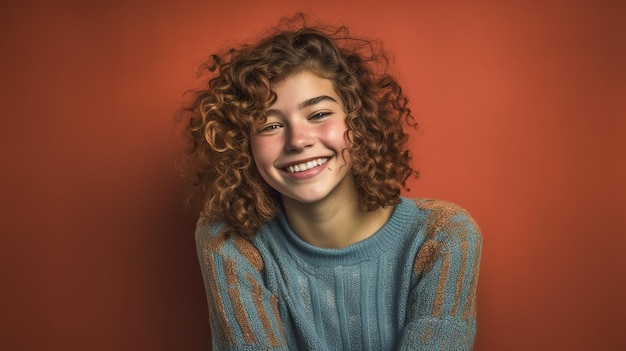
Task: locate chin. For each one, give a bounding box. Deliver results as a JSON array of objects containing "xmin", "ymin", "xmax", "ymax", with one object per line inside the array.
[{"xmin": 282, "ymin": 193, "xmax": 329, "ymax": 205}]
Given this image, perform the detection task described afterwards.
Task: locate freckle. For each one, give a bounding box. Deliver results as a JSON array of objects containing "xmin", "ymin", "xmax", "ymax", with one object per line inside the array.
[{"xmin": 327, "ymin": 167, "xmax": 333, "ymax": 171}]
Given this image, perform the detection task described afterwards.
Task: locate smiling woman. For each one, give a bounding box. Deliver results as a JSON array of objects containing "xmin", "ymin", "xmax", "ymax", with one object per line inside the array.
[{"xmin": 180, "ymin": 14, "xmax": 482, "ymax": 351}]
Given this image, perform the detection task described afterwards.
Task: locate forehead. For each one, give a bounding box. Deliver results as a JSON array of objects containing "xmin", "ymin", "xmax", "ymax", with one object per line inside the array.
[{"xmin": 270, "ymin": 71, "xmax": 340, "ymax": 108}]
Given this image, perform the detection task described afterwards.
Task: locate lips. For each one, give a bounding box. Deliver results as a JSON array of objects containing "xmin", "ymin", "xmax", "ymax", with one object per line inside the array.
[{"xmin": 284, "ymin": 158, "xmax": 329, "ymax": 173}]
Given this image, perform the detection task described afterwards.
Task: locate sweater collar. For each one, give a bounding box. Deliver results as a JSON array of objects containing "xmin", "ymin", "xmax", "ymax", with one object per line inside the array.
[{"xmin": 273, "ymin": 197, "xmax": 416, "ymax": 267}]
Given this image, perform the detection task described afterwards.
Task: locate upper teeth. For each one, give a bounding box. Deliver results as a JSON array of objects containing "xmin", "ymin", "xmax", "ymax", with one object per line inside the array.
[{"xmin": 286, "ymin": 158, "xmax": 329, "ymax": 173}]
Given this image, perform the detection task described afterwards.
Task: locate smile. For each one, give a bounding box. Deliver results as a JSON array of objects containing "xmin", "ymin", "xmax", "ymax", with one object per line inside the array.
[{"xmin": 285, "ymin": 158, "xmax": 329, "ymax": 173}]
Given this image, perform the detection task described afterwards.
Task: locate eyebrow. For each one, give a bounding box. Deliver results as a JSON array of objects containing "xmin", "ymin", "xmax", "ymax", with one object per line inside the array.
[{"xmin": 266, "ymin": 95, "xmax": 338, "ymax": 116}]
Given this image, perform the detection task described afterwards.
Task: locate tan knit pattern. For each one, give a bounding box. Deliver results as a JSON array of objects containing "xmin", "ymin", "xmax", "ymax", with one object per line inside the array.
[
  {"xmin": 432, "ymin": 249, "xmax": 450, "ymax": 317},
  {"xmin": 234, "ymin": 237, "xmax": 264, "ymax": 271},
  {"xmin": 247, "ymin": 272, "xmax": 282, "ymax": 347},
  {"xmin": 413, "ymin": 198, "xmax": 466, "ymax": 240},
  {"xmin": 202, "ymin": 250, "xmax": 235, "ymax": 344},
  {"xmin": 414, "ymin": 240, "xmax": 440, "ymax": 275},
  {"xmin": 419, "ymin": 326, "xmax": 435, "ymax": 343},
  {"xmin": 450, "ymin": 240, "xmax": 469, "ymax": 317},
  {"xmin": 203, "ymin": 229, "xmax": 228, "ymax": 252},
  {"xmin": 462, "ymin": 238, "xmax": 481, "ymax": 320},
  {"xmin": 201, "ymin": 232, "xmax": 270, "ymax": 345},
  {"xmin": 271, "ymin": 295, "xmax": 286, "ymax": 341},
  {"xmin": 224, "ymin": 258, "xmax": 256, "ymax": 343},
  {"xmin": 442, "ymin": 220, "xmax": 475, "ymax": 241},
  {"xmin": 412, "ymin": 198, "xmax": 482, "ymax": 322},
  {"xmin": 412, "ymin": 198, "xmax": 464, "ymax": 276}
]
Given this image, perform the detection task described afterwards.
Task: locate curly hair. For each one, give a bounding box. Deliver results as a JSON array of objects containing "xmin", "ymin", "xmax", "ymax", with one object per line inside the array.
[{"xmin": 180, "ymin": 15, "xmax": 418, "ymax": 239}]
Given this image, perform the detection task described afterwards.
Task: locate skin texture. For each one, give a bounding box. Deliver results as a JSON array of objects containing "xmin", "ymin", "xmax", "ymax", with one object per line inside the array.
[{"xmin": 250, "ymin": 71, "xmax": 393, "ymax": 248}]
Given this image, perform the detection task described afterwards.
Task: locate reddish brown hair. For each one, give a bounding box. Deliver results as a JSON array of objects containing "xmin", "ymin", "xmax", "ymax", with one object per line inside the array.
[{"xmin": 181, "ymin": 15, "xmax": 418, "ymax": 239}]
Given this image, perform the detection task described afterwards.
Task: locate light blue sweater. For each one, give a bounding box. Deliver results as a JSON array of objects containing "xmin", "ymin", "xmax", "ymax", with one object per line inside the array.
[{"xmin": 196, "ymin": 197, "xmax": 482, "ymax": 350}]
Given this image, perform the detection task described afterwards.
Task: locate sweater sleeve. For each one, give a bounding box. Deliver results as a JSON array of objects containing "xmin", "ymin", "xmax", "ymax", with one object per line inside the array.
[
  {"xmin": 397, "ymin": 201, "xmax": 483, "ymax": 351},
  {"xmin": 195, "ymin": 220, "xmax": 288, "ymax": 350}
]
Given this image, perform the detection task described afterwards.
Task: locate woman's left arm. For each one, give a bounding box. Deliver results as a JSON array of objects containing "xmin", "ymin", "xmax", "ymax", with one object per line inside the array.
[{"xmin": 397, "ymin": 206, "xmax": 483, "ymax": 351}]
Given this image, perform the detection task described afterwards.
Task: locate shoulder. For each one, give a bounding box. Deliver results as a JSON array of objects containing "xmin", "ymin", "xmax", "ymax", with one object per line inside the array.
[
  {"xmin": 195, "ymin": 217, "xmax": 265, "ymax": 272},
  {"xmin": 406, "ymin": 198, "xmax": 482, "ymax": 274},
  {"xmin": 408, "ymin": 197, "xmax": 481, "ymax": 241}
]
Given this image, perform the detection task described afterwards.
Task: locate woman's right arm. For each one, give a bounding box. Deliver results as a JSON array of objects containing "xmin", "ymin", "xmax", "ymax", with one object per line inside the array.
[{"xmin": 195, "ymin": 221, "xmax": 288, "ymax": 350}]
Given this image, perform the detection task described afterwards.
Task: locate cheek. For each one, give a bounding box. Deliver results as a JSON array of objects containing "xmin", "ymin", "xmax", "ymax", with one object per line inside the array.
[
  {"xmin": 249, "ymin": 138, "xmax": 266, "ymax": 168},
  {"xmin": 250, "ymin": 136, "xmax": 278, "ymax": 170},
  {"xmin": 320, "ymin": 120, "xmax": 352, "ymax": 168},
  {"xmin": 320, "ymin": 120, "xmax": 350, "ymax": 147}
]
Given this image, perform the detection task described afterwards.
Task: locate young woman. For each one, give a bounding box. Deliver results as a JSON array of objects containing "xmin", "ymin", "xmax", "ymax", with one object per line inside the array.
[{"xmin": 182, "ymin": 16, "xmax": 482, "ymax": 351}]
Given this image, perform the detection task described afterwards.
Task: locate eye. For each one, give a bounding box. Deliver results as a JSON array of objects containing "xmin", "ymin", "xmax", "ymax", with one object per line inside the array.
[
  {"xmin": 309, "ymin": 111, "xmax": 332, "ymax": 120},
  {"xmin": 256, "ymin": 123, "xmax": 282, "ymax": 134}
]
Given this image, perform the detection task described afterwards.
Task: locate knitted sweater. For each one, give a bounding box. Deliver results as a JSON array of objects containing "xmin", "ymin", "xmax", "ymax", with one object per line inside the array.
[{"xmin": 195, "ymin": 197, "xmax": 482, "ymax": 350}]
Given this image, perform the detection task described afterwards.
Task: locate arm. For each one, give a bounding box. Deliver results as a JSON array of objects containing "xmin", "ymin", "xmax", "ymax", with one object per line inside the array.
[
  {"xmin": 195, "ymin": 221, "xmax": 288, "ymax": 350},
  {"xmin": 397, "ymin": 208, "xmax": 482, "ymax": 351}
]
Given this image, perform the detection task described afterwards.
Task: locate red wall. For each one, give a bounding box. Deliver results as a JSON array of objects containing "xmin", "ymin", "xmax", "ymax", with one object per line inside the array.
[{"xmin": 1, "ymin": 1, "xmax": 624, "ymax": 350}]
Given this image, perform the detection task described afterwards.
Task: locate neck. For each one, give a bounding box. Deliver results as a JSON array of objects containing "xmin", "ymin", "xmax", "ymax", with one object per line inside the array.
[{"xmin": 282, "ymin": 192, "xmax": 394, "ymax": 249}]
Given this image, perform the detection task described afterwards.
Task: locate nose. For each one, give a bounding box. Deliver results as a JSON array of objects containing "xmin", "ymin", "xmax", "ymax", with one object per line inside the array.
[{"xmin": 284, "ymin": 122, "xmax": 314, "ymax": 152}]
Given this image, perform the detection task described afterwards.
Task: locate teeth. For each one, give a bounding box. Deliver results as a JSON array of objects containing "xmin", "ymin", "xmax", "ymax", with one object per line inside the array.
[{"xmin": 286, "ymin": 158, "xmax": 329, "ymax": 173}]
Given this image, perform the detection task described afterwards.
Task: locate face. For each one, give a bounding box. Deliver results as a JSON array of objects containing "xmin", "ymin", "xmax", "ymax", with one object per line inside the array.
[{"xmin": 250, "ymin": 71, "xmax": 354, "ymax": 205}]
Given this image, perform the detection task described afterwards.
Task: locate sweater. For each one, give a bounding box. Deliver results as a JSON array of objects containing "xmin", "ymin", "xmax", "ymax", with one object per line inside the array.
[{"xmin": 195, "ymin": 197, "xmax": 482, "ymax": 350}]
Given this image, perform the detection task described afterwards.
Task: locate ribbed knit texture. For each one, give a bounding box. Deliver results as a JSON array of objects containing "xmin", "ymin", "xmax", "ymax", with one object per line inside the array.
[{"xmin": 196, "ymin": 197, "xmax": 482, "ymax": 350}]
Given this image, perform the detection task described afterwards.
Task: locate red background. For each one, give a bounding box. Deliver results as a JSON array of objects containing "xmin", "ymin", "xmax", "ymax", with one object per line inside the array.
[{"xmin": 1, "ymin": 1, "xmax": 624, "ymax": 350}]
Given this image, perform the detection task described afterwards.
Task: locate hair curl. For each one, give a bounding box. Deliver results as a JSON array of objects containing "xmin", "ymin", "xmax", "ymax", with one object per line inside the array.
[{"xmin": 180, "ymin": 14, "xmax": 418, "ymax": 239}]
